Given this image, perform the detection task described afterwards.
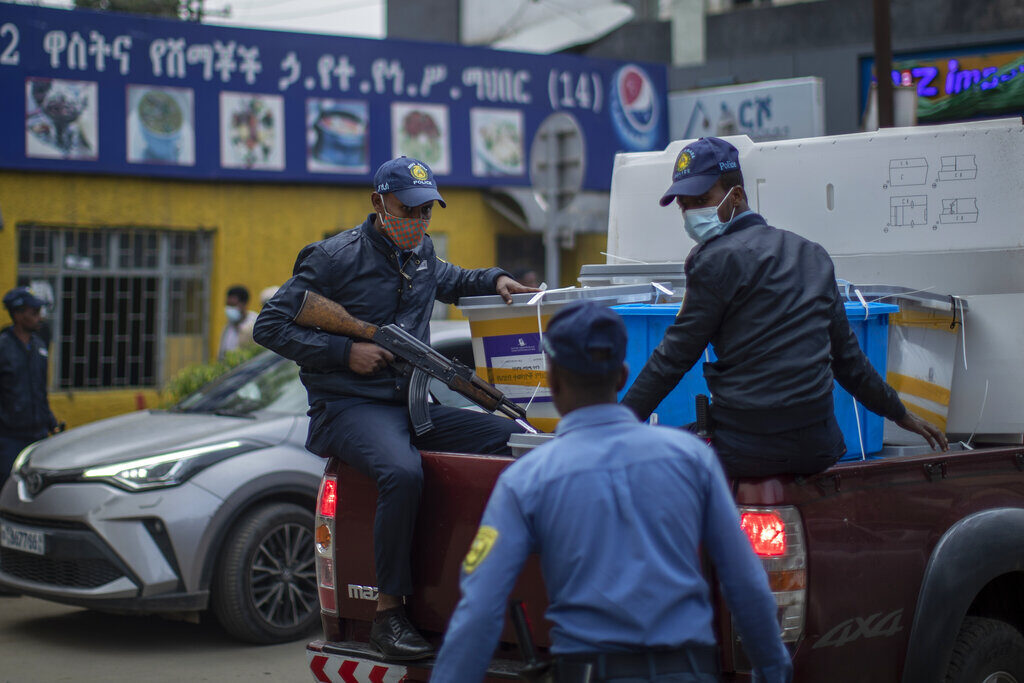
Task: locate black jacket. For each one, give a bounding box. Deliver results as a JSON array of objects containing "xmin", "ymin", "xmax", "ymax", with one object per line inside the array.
[
  {"xmin": 0, "ymin": 326, "xmax": 56, "ymax": 439},
  {"xmin": 622, "ymin": 212, "xmax": 906, "ymax": 434},
  {"xmin": 253, "ymin": 214, "xmax": 507, "ymax": 407}
]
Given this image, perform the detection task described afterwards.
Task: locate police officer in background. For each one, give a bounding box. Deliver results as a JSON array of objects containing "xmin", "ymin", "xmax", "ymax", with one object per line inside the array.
[
  {"xmin": 0, "ymin": 287, "xmax": 58, "ymax": 489},
  {"xmin": 432, "ymin": 301, "xmax": 792, "ymax": 682},
  {"xmin": 254, "ymin": 157, "xmax": 537, "ymax": 660},
  {"xmin": 622, "ymin": 137, "xmax": 946, "ymax": 478}
]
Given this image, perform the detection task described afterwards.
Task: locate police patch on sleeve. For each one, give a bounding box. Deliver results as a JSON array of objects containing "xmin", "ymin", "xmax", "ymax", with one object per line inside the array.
[{"xmin": 462, "ymin": 525, "xmax": 498, "ymax": 574}]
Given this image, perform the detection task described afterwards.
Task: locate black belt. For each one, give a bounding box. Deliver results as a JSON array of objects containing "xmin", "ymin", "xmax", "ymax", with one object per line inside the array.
[{"xmin": 553, "ymin": 646, "xmax": 719, "ymax": 682}]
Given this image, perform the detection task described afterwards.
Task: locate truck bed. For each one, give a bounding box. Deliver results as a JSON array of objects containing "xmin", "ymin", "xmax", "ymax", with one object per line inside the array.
[{"xmin": 316, "ymin": 442, "xmax": 1024, "ymax": 682}]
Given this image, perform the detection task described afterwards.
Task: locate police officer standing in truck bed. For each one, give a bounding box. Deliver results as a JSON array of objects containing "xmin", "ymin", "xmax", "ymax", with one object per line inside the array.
[{"xmin": 621, "ymin": 137, "xmax": 946, "ymax": 477}]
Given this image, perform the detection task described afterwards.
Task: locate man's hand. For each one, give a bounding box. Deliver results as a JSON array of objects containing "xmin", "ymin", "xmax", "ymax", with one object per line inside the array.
[
  {"xmin": 895, "ymin": 412, "xmax": 949, "ymax": 451},
  {"xmin": 349, "ymin": 342, "xmax": 395, "ymax": 375},
  {"xmin": 496, "ymin": 275, "xmax": 542, "ymax": 304}
]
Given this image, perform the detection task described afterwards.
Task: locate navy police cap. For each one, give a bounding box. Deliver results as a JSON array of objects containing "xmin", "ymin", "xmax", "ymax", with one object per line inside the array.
[
  {"xmin": 373, "ymin": 156, "xmax": 446, "ymax": 208},
  {"xmin": 543, "ymin": 300, "xmax": 627, "ymax": 375},
  {"xmin": 659, "ymin": 137, "xmax": 741, "ymax": 207},
  {"xmin": 3, "ymin": 286, "xmax": 45, "ymax": 312}
]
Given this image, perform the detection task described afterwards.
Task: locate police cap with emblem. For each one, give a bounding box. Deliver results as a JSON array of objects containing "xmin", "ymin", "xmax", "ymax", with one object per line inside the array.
[
  {"xmin": 3, "ymin": 286, "xmax": 45, "ymax": 314},
  {"xmin": 659, "ymin": 137, "xmax": 741, "ymax": 207},
  {"xmin": 373, "ymin": 156, "xmax": 446, "ymax": 208},
  {"xmin": 542, "ymin": 300, "xmax": 627, "ymax": 375}
]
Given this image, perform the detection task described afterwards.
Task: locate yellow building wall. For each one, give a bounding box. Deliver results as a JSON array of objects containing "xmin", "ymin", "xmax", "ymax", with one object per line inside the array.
[
  {"xmin": 0, "ymin": 171, "xmax": 518, "ymax": 428},
  {"xmin": 562, "ymin": 232, "xmax": 607, "ymax": 288}
]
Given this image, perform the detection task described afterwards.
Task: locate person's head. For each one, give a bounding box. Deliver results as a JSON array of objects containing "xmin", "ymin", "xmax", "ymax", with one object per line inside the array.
[
  {"xmin": 370, "ymin": 157, "xmax": 446, "ymax": 251},
  {"xmin": 659, "ymin": 137, "xmax": 749, "ymax": 244},
  {"xmin": 225, "ymin": 285, "xmax": 250, "ymax": 325},
  {"xmin": 3, "ymin": 287, "xmax": 44, "ymax": 333},
  {"xmin": 513, "ymin": 268, "xmax": 541, "ymax": 289},
  {"xmin": 542, "ymin": 301, "xmax": 629, "ymax": 417}
]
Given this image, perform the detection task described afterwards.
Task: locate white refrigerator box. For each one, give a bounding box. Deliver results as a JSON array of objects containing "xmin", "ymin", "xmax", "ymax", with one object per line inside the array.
[{"xmin": 606, "ymin": 118, "xmax": 1024, "ymax": 440}]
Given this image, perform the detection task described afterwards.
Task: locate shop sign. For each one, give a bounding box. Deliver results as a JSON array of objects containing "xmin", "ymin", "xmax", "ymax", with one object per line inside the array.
[
  {"xmin": 0, "ymin": 4, "xmax": 667, "ymax": 189},
  {"xmin": 861, "ymin": 44, "xmax": 1024, "ymax": 123}
]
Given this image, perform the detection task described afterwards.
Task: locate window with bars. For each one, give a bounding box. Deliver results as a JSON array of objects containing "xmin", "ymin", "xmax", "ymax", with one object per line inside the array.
[{"xmin": 17, "ymin": 226, "xmax": 212, "ymax": 390}]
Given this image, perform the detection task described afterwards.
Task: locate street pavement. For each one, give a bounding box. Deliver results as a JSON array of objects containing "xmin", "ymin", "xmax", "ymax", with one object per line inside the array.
[{"xmin": 0, "ymin": 594, "xmax": 311, "ymax": 682}]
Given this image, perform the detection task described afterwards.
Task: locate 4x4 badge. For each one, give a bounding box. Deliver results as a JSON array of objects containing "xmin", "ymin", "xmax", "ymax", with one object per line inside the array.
[{"xmin": 813, "ymin": 609, "xmax": 903, "ymax": 649}]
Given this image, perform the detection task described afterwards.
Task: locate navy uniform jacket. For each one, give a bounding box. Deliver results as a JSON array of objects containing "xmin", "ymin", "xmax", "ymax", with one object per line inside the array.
[
  {"xmin": 253, "ymin": 213, "xmax": 507, "ymax": 408},
  {"xmin": 0, "ymin": 326, "xmax": 56, "ymax": 440},
  {"xmin": 623, "ymin": 212, "xmax": 905, "ymax": 434},
  {"xmin": 431, "ymin": 404, "xmax": 792, "ymax": 682}
]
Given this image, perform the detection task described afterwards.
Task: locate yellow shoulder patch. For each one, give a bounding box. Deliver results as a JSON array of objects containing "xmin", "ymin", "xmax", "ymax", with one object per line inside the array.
[{"xmin": 462, "ymin": 526, "xmax": 498, "ymax": 574}]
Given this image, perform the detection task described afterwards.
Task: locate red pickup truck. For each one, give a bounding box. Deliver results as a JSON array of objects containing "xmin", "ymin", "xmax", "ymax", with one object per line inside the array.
[{"xmin": 305, "ymin": 440, "xmax": 1024, "ymax": 682}]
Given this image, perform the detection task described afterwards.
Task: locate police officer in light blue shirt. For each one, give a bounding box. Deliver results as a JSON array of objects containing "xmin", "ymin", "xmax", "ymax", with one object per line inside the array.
[{"xmin": 431, "ymin": 300, "xmax": 792, "ymax": 683}]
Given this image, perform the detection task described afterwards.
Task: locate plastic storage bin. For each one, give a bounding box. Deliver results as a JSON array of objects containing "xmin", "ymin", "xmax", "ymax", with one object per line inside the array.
[
  {"xmin": 836, "ymin": 301, "xmax": 899, "ymax": 459},
  {"xmin": 458, "ymin": 284, "xmax": 661, "ymax": 433},
  {"xmin": 613, "ymin": 303, "xmax": 715, "ymax": 426},
  {"xmin": 613, "ymin": 301, "xmax": 899, "ymax": 458}
]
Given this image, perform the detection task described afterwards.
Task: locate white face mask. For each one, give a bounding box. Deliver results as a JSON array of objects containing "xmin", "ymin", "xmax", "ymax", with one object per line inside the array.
[
  {"xmin": 225, "ymin": 306, "xmax": 243, "ymax": 324},
  {"xmin": 683, "ymin": 187, "xmax": 738, "ymax": 244}
]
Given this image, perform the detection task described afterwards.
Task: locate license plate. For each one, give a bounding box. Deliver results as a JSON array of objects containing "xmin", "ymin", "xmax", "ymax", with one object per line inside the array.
[
  {"xmin": 307, "ymin": 651, "xmax": 408, "ymax": 683},
  {"xmin": 0, "ymin": 520, "xmax": 46, "ymax": 556}
]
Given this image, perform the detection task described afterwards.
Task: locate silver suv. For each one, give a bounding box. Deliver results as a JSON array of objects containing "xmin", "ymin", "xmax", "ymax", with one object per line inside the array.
[{"xmin": 0, "ymin": 323, "xmax": 472, "ymax": 644}]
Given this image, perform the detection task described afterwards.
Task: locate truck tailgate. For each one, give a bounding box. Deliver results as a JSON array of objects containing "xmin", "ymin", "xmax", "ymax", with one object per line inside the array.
[{"xmin": 332, "ymin": 451, "xmax": 552, "ymax": 646}]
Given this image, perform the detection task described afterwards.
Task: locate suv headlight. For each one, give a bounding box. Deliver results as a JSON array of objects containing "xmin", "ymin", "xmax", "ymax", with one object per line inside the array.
[
  {"xmin": 81, "ymin": 440, "xmax": 262, "ymax": 491},
  {"xmin": 12, "ymin": 442, "xmax": 40, "ymax": 474}
]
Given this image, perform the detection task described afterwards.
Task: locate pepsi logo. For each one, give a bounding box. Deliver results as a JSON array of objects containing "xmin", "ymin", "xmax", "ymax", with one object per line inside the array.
[{"xmin": 609, "ymin": 64, "xmax": 661, "ymax": 152}]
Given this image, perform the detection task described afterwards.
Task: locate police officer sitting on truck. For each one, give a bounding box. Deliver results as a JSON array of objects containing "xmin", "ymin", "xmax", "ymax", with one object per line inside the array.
[
  {"xmin": 621, "ymin": 137, "xmax": 946, "ymax": 478},
  {"xmin": 431, "ymin": 300, "xmax": 793, "ymax": 682},
  {"xmin": 254, "ymin": 157, "xmax": 536, "ymax": 660}
]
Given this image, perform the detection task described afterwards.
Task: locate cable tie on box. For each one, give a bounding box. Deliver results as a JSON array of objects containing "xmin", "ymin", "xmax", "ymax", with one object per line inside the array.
[
  {"xmin": 955, "ymin": 296, "xmax": 967, "ymax": 371},
  {"xmin": 651, "ymin": 281, "xmax": 674, "ymax": 302},
  {"xmin": 854, "ymin": 288, "xmax": 870, "ymax": 320},
  {"xmin": 601, "ymin": 252, "xmax": 648, "ymax": 264},
  {"xmin": 524, "ymin": 382, "xmax": 542, "ymax": 412}
]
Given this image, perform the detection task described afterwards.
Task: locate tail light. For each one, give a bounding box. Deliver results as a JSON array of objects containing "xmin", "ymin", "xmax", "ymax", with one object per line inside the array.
[
  {"xmin": 739, "ymin": 506, "xmax": 806, "ymax": 644},
  {"xmin": 315, "ymin": 475, "xmax": 338, "ymax": 615}
]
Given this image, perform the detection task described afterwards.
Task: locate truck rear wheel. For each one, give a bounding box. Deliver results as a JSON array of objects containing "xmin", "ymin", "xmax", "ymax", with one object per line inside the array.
[
  {"xmin": 211, "ymin": 502, "xmax": 319, "ymax": 644},
  {"xmin": 945, "ymin": 616, "xmax": 1024, "ymax": 683}
]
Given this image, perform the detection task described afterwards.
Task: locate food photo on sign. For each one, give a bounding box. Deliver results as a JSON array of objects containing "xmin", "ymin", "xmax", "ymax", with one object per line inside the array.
[
  {"xmin": 306, "ymin": 98, "xmax": 369, "ymax": 174},
  {"xmin": 219, "ymin": 92, "xmax": 285, "ymax": 170},
  {"xmin": 470, "ymin": 108, "xmax": 525, "ymax": 177},
  {"xmin": 25, "ymin": 78, "xmax": 98, "ymax": 160},
  {"xmin": 391, "ymin": 102, "xmax": 450, "ymax": 175},
  {"xmin": 126, "ymin": 85, "xmax": 195, "ymax": 166}
]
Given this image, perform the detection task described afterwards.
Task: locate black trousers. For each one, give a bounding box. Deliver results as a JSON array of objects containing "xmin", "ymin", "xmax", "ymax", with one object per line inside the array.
[
  {"xmin": 711, "ymin": 416, "xmax": 847, "ymax": 479},
  {"xmin": 308, "ymin": 398, "xmax": 523, "ymax": 596},
  {"xmin": 555, "ymin": 646, "xmax": 719, "ymax": 682}
]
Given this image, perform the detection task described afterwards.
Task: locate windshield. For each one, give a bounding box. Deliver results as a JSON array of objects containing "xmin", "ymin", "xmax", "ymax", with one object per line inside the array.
[
  {"xmin": 175, "ymin": 332, "xmax": 476, "ymax": 416},
  {"xmin": 177, "ymin": 351, "xmax": 307, "ymax": 416}
]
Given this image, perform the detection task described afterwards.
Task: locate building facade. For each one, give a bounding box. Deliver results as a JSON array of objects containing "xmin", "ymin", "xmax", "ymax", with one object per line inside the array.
[
  {"xmin": 389, "ymin": 0, "xmax": 1024, "ymax": 136},
  {"xmin": 0, "ymin": 171, "xmax": 522, "ymax": 427},
  {"xmin": 1, "ymin": 4, "xmax": 662, "ymax": 427}
]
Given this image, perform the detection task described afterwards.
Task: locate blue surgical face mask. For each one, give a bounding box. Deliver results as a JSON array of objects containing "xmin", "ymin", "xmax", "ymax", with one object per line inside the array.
[
  {"xmin": 683, "ymin": 187, "xmax": 738, "ymax": 244},
  {"xmin": 225, "ymin": 306, "xmax": 243, "ymax": 324}
]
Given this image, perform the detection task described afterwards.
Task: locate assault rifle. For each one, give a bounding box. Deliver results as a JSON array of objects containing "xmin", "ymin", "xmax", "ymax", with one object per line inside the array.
[{"xmin": 293, "ymin": 290, "xmax": 537, "ymax": 436}]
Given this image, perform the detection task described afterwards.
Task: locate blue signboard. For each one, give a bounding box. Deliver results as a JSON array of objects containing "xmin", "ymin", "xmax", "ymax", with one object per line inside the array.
[{"xmin": 0, "ymin": 4, "xmax": 668, "ymax": 190}]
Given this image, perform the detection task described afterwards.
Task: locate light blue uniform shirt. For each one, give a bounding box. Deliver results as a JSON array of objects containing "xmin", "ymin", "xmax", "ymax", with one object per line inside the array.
[{"xmin": 431, "ymin": 403, "xmax": 792, "ymax": 682}]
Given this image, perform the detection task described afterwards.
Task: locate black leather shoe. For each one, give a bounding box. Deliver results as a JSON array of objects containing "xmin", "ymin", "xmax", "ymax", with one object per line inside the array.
[{"xmin": 370, "ymin": 607, "xmax": 434, "ymax": 660}]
